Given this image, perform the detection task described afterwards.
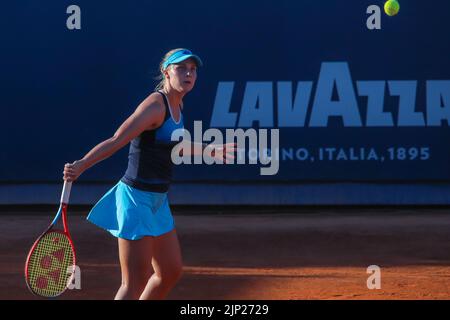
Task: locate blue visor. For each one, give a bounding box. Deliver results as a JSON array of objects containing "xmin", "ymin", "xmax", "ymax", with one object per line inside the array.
[{"xmin": 162, "ymin": 49, "xmax": 203, "ymax": 70}]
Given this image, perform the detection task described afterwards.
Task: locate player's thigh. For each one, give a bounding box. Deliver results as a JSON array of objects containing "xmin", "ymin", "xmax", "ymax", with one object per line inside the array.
[
  {"xmin": 151, "ymin": 229, "xmax": 183, "ymax": 278},
  {"xmin": 118, "ymin": 237, "xmax": 154, "ymax": 282}
]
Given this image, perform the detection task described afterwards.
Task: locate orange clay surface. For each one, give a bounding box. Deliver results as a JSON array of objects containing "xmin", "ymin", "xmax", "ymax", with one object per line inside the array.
[{"xmin": 1, "ymin": 207, "xmax": 449, "ymax": 300}]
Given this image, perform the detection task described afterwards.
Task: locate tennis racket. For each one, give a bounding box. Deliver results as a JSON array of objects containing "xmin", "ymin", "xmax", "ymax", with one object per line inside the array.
[{"xmin": 25, "ymin": 181, "xmax": 76, "ymax": 298}]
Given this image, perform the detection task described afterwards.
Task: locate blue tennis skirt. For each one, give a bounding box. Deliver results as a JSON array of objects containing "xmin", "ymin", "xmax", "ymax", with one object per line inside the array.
[{"xmin": 86, "ymin": 181, "xmax": 175, "ymax": 240}]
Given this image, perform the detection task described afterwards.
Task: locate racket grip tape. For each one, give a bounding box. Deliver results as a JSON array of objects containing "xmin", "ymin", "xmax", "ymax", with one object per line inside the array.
[{"xmin": 60, "ymin": 181, "xmax": 72, "ymax": 204}]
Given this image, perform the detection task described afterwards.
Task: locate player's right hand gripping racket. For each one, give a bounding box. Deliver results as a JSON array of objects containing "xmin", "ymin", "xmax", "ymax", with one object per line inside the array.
[{"xmin": 25, "ymin": 181, "xmax": 76, "ymax": 298}]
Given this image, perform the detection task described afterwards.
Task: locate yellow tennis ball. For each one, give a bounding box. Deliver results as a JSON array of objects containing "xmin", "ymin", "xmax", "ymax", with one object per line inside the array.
[{"xmin": 384, "ymin": 0, "xmax": 400, "ymax": 16}]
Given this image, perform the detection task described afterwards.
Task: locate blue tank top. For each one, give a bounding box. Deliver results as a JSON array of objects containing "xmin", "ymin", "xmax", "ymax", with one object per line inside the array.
[{"xmin": 120, "ymin": 91, "xmax": 184, "ymax": 193}]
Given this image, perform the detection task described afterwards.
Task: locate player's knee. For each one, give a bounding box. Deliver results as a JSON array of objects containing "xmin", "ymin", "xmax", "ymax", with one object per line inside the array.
[
  {"xmin": 122, "ymin": 273, "xmax": 150, "ymax": 293},
  {"xmin": 160, "ymin": 264, "xmax": 183, "ymax": 287},
  {"xmin": 170, "ymin": 264, "xmax": 183, "ymax": 283}
]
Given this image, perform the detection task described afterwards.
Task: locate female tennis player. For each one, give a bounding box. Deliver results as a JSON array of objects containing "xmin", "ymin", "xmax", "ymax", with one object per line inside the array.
[{"xmin": 63, "ymin": 48, "xmax": 235, "ymax": 300}]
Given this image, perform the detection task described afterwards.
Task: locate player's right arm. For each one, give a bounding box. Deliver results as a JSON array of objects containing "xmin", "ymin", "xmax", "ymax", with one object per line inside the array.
[{"xmin": 63, "ymin": 93, "xmax": 165, "ymax": 182}]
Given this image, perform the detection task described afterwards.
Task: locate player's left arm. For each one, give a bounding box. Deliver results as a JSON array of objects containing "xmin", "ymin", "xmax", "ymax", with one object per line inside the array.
[{"xmin": 174, "ymin": 140, "xmax": 236, "ymax": 162}]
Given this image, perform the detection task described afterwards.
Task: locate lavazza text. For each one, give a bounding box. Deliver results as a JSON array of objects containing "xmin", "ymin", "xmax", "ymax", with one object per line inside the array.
[{"xmin": 210, "ymin": 62, "xmax": 450, "ymax": 128}]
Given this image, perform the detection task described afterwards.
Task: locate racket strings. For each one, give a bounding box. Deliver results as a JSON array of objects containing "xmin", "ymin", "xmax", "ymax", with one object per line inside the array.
[{"xmin": 26, "ymin": 232, "xmax": 75, "ymax": 297}]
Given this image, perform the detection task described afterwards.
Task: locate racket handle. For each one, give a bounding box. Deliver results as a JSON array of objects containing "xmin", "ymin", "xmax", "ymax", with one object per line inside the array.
[{"xmin": 60, "ymin": 181, "xmax": 72, "ymax": 204}]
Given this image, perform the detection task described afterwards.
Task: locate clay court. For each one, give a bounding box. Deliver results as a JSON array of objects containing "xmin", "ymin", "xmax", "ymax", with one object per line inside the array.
[{"xmin": 2, "ymin": 206, "xmax": 449, "ymax": 300}]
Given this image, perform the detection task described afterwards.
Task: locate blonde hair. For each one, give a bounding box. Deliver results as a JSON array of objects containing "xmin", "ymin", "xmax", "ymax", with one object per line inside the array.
[{"xmin": 154, "ymin": 48, "xmax": 186, "ymax": 91}]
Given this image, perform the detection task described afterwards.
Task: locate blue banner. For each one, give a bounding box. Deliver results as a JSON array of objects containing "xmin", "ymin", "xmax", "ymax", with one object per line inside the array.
[{"xmin": 1, "ymin": 0, "xmax": 449, "ymax": 183}]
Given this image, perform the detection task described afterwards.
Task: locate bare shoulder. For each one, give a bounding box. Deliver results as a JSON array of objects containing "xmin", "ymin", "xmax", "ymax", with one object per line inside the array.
[
  {"xmin": 139, "ymin": 92, "xmax": 165, "ymax": 113},
  {"xmin": 137, "ymin": 92, "xmax": 166, "ymax": 129}
]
